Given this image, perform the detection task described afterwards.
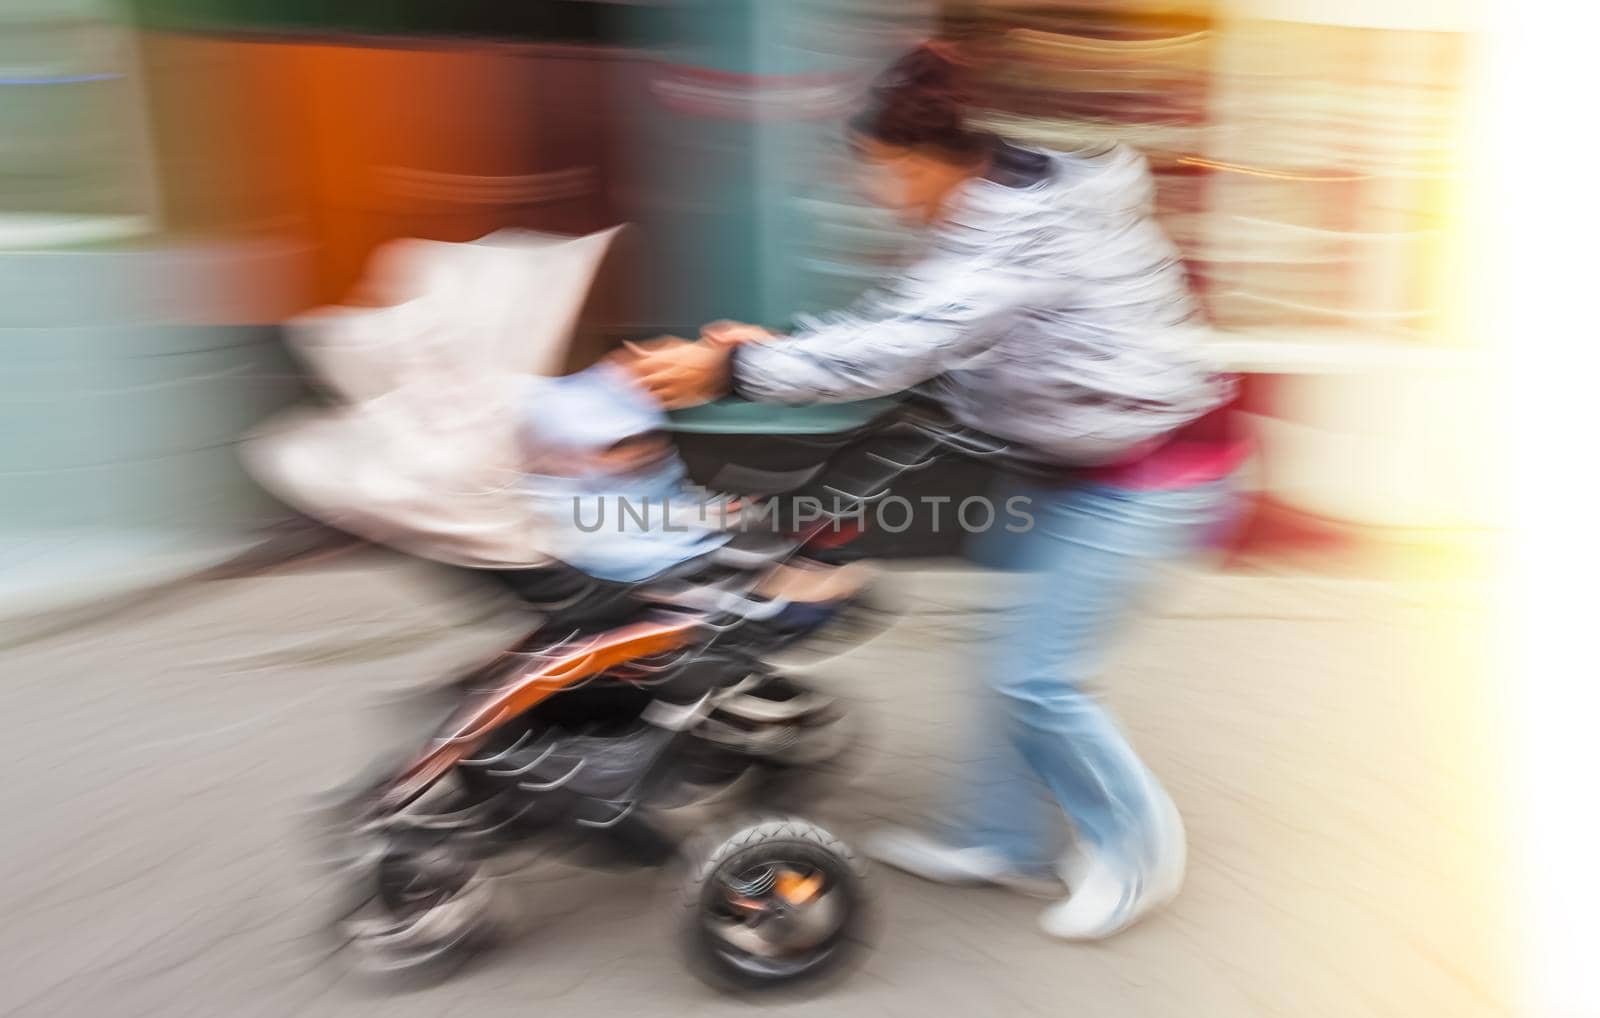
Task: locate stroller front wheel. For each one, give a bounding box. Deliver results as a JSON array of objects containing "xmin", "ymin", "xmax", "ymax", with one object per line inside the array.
[{"xmin": 678, "ymin": 818, "xmax": 871, "ymax": 993}]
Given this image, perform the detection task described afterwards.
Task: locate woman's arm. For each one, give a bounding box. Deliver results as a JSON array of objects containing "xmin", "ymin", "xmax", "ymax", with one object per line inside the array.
[
  {"xmin": 728, "ymin": 258, "xmax": 1028, "ymax": 405},
  {"xmin": 625, "ymin": 218, "xmax": 1057, "ymax": 409}
]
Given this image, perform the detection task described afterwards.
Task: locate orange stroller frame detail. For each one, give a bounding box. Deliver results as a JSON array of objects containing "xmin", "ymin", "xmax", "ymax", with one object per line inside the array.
[{"xmin": 382, "ymin": 618, "xmax": 702, "ymax": 811}]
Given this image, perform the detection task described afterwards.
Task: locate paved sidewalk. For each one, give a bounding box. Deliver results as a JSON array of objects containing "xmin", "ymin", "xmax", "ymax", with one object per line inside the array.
[{"xmin": 0, "ymin": 555, "xmax": 1513, "ymax": 1018}]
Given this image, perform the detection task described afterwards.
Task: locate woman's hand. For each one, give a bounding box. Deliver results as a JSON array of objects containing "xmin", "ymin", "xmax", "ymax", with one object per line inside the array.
[
  {"xmin": 700, "ymin": 320, "xmax": 776, "ymax": 348},
  {"xmin": 617, "ymin": 336, "xmax": 736, "ymax": 410}
]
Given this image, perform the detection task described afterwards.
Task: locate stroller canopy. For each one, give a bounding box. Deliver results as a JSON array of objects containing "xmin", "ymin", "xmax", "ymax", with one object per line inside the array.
[{"xmin": 243, "ymin": 227, "xmax": 622, "ymax": 569}]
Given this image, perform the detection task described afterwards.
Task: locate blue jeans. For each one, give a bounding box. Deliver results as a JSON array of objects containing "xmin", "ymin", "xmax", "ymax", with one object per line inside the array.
[{"xmin": 949, "ymin": 476, "xmax": 1236, "ymax": 877}]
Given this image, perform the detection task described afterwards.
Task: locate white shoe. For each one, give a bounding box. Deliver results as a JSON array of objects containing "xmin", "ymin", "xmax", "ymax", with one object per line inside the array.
[
  {"xmin": 1059, "ymin": 838, "xmax": 1093, "ymax": 893},
  {"xmin": 1040, "ymin": 793, "xmax": 1187, "ymax": 940},
  {"xmin": 864, "ymin": 827, "xmax": 1063, "ymax": 898}
]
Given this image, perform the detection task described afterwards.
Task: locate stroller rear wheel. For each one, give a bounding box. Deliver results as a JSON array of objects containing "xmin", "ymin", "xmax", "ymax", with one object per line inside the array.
[
  {"xmin": 331, "ymin": 832, "xmax": 499, "ymax": 982},
  {"xmin": 678, "ymin": 818, "xmax": 870, "ymax": 993}
]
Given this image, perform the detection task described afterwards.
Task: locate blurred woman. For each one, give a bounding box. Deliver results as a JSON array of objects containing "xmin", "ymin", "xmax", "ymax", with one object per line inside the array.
[{"xmin": 625, "ymin": 43, "xmax": 1249, "ymax": 940}]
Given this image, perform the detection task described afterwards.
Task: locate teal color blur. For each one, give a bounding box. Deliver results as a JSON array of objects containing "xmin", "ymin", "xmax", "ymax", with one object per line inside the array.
[
  {"xmin": 1, "ymin": 4, "xmax": 305, "ymax": 607},
  {"xmin": 667, "ymin": 396, "xmax": 901, "ymax": 436},
  {"xmin": 622, "ymin": 0, "xmax": 932, "ymax": 333}
]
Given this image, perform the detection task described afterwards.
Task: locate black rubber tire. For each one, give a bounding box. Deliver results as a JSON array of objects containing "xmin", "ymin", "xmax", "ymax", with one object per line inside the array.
[
  {"xmin": 323, "ymin": 828, "xmax": 500, "ymax": 988},
  {"xmin": 677, "ymin": 817, "xmax": 871, "ymax": 995}
]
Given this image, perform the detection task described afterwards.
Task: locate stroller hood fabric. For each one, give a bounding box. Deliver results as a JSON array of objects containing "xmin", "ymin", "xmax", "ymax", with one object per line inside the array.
[{"xmin": 242, "ymin": 227, "xmax": 624, "ymax": 569}]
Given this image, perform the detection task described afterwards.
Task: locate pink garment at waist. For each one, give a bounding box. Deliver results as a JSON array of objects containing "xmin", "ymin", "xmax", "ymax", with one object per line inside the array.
[{"xmin": 1084, "ymin": 406, "xmax": 1253, "ymax": 490}]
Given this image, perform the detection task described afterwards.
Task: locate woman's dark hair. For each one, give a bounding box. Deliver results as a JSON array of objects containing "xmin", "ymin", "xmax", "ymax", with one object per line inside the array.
[{"xmin": 850, "ymin": 43, "xmax": 991, "ymax": 163}]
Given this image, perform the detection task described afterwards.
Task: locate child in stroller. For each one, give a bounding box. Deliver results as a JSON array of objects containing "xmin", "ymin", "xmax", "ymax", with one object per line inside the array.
[{"xmin": 511, "ymin": 359, "xmax": 872, "ymax": 622}]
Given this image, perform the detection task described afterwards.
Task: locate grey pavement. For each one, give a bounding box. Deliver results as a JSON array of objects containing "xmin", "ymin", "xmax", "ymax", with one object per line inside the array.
[{"xmin": 0, "ymin": 554, "xmax": 1513, "ymax": 1018}]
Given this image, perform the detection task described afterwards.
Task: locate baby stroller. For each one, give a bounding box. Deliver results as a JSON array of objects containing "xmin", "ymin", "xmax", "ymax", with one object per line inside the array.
[
  {"xmin": 315, "ymin": 397, "xmax": 1025, "ymax": 992},
  {"xmin": 245, "ymin": 230, "xmax": 1019, "ymax": 992}
]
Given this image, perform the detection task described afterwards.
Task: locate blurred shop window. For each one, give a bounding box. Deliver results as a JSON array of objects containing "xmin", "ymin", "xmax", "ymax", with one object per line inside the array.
[
  {"xmin": 127, "ymin": 0, "xmax": 648, "ymax": 304},
  {"xmin": 1194, "ymin": 20, "xmax": 1464, "ymax": 341},
  {"xmin": 0, "ymin": 1, "xmax": 160, "ymax": 246},
  {"xmin": 944, "ymin": 0, "xmax": 1466, "ymax": 345}
]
